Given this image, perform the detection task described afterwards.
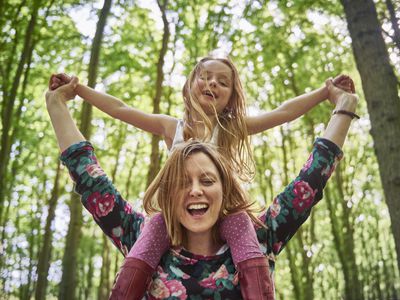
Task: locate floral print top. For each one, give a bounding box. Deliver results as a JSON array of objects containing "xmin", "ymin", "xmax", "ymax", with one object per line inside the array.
[{"xmin": 60, "ymin": 138, "xmax": 343, "ymax": 300}]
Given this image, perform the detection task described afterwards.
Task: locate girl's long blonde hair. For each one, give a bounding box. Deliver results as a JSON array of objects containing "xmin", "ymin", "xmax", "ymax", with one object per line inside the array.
[
  {"xmin": 143, "ymin": 140, "xmax": 262, "ymax": 247},
  {"xmin": 182, "ymin": 55, "xmax": 254, "ymax": 181}
]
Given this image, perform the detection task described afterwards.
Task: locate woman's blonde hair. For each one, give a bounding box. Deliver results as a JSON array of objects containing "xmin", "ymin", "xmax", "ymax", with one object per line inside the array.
[
  {"xmin": 143, "ymin": 140, "xmax": 262, "ymax": 247},
  {"xmin": 182, "ymin": 54, "xmax": 254, "ymax": 181}
]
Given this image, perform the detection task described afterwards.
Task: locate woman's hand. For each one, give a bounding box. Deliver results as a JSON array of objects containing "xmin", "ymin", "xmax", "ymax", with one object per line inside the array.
[
  {"xmin": 46, "ymin": 75, "xmax": 78, "ymax": 108},
  {"xmin": 45, "ymin": 74, "xmax": 86, "ymax": 151}
]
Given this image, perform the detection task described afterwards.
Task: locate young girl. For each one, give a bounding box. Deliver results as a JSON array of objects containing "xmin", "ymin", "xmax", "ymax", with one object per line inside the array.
[{"xmin": 50, "ymin": 55, "xmax": 353, "ymax": 299}]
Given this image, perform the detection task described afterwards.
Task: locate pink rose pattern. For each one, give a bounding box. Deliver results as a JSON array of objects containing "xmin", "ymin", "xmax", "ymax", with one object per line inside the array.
[
  {"xmin": 149, "ymin": 267, "xmax": 188, "ymax": 300},
  {"xmin": 292, "ymin": 181, "xmax": 317, "ymax": 213},
  {"xmin": 61, "ymin": 139, "xmax": 342, "ymax": 299},
  {"xmin": 199, "ymin": 265, "xmax": 229, "ymax": 289},
  {"xmin": 87, "ymin": 191, "xmax": 115, "ymax": 218}
]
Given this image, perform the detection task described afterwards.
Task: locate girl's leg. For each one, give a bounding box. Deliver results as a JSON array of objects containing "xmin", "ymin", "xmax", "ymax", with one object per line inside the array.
[
  {"xmin": 220, "ymin": 212, "xmax": 275, "ymax": 300},
  {"xmin": 110, "ymin": 213, "xmax": 170, "ymax": 300},
  {"xmin": 127, "ymin": 213, "xmax": 170, "ymax": 269}
]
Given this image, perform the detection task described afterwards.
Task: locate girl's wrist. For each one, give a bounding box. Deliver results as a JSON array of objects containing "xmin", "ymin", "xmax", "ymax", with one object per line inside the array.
[{"xmin": 320, "ymin": 85, "xmax": 329, "ymax": 101}]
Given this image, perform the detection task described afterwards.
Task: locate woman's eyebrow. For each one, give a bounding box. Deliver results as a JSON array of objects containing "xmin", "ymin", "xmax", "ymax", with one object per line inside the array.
[{"xmin": 201, "ymin": 171, "xmax": 218, "ymax": 179}]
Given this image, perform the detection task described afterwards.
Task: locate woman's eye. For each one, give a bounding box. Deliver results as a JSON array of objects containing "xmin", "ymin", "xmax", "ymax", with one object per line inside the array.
[
  {"xmin": 202, "ymin": 179, "xmax": 214, "ymax": 185},
  {"xmin": 219, "ymin": 81, "xmax": 228, "ymax": 87}
]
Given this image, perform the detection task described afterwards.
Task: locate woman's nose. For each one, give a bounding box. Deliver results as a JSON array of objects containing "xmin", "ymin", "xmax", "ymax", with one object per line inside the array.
[{"xmin": 189, "ymin": 183, "xmax": 203, "ymax": 197}]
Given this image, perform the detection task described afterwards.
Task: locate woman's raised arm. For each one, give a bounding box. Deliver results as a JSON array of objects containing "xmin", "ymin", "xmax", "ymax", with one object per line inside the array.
[
  {"xmin": 46, "ymin": 75, "xmax": 146, "ymax": 255},
  {"xmin": 322, "ymin": 78, "xmax": 359, "ymax": 148},
  {"xmin": 256, "ymin": 79, "xmax": 358, "ymax": 255},
  {"xmin": 46, "ymin": 76, "xmax": 86, "ymax": 151}
]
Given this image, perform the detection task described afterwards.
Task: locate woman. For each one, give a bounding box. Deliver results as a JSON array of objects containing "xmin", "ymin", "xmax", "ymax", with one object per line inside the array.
[{"xmin": 46, "ymin": 76, "xmax": 358, "ymax": 299}]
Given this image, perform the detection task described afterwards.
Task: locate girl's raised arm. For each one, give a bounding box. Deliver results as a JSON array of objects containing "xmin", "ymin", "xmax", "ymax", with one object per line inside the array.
[
  {"xmin": 50, "ymin": 74, "xmax": 177, "ymax": 142},
  {"xmin": 246, "ymin": 75, "xmax": 355, "ymax": 135}
]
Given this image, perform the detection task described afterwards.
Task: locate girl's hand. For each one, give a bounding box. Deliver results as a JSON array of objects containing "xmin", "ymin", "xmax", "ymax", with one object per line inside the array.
[
  {"xmin": 46, "ymin": 75, "xmax": 79, "ymax": 107},
  {"xmin": 332, "ymin": 74, "xmax": 355, "ymax": 94},
  {"xmin": 49, "ymin": 73, "xmax": 73, "ymax": 90},
  {"xmin": 326, "ymin": 78, "xmax": 358, "ymax": 111}
]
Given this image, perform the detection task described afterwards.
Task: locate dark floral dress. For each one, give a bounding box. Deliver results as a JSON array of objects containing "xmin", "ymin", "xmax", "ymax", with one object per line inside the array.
[{"xmin": 60, "ymin": 138, "xmax": 343, "ymax": 300}]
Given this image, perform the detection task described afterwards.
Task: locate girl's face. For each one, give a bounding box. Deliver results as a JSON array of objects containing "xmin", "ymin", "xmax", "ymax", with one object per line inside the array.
[
  {"xmin": 192, "ymin": 60, "xmax": 233, "ymax": 115},
  {"xmin": 176, "ymin": 152, "xmax": 223, "ymax": 238}
]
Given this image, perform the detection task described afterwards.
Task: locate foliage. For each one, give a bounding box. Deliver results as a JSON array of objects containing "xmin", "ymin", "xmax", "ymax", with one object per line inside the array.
[{"xmin": 0, "ymin": 0, "xmax": 398, "ymax": 299}]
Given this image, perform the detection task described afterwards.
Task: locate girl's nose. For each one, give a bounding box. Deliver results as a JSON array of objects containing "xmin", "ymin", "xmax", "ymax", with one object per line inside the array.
[{"xmin": 209, "ymin": 78, "xmax": 217, "ymax": 88}]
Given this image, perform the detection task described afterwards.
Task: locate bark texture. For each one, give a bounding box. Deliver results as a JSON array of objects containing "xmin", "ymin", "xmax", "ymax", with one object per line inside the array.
[{"xmin": 340, "ymin": 0, "xmax": 400, "ymax": 272}]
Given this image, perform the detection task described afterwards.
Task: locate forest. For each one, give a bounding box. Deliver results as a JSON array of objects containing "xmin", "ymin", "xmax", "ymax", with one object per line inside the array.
[{"xmin": 1, "ymin": 0, "xmax": 399, "ymax": 299}]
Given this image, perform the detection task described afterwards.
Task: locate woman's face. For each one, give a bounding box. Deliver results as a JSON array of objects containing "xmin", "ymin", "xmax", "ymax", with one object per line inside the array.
[
  {"xmin": 191, "ymin": 60, "xmax": 233, "ymax": 115},
  {"xmin": 177, "ymin": 152, "xmax": 223, "ymax": 237}
]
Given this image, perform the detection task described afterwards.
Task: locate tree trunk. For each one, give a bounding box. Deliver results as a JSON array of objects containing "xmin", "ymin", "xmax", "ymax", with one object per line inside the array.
[
  {"xmin": 280, "ymin": 128, "xmax": 303, "ymax": 299},
  {"xmin": 325, "ymin": 181, "xmax": 362, "ymax": 300},
  {"xmin": 98, "ymin": 234, "xmax": 111, "ymax": 300},
  {"xmin": 0, "ymin": 0, "xmax": 40, "ymax": 224},
  {"xmin": 35, "ymin": 162, "xmax": 61, "ymax": 300},
  {"xmin": 146, "ymin": 0, "xmax": 170, "ymax": 187},
  {"xmin": 58, "ymin": 1, "xmax": 113, "ymax": 299},
  {"xmin": 340, "ymin": 0, "xmax": 400, "ymax": 272},
  {"xmin": 385, "ymin": 0, "xmax": 400, "ymax": 51}
]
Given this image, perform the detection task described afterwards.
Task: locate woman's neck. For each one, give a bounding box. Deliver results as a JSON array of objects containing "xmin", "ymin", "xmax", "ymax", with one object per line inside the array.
[{"xmin": 185, "ymin": 231, "xmax": 223, "ymax": 256}]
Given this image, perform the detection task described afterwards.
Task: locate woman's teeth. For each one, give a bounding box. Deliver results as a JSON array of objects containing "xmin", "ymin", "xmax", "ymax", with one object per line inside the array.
[
  {"xmin": 188, "ymin": 203, "xmax": 208, "ymax": 210},
  {"xmin": 187, "ymin": 203, "xmax": 209, "ymax": 216}
]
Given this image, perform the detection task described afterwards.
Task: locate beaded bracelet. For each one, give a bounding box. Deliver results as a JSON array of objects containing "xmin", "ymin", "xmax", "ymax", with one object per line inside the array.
[{"xmin": 332, "ymin": 110, "xmax": 360, "ymax": 119}]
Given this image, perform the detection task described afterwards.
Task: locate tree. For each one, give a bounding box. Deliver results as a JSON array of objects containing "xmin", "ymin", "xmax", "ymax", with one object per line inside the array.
[
  {"xmin": 0, "ymin": 0, "xmax": 41, "ymax": 225},
  {"xmin": 146, "ymin": 0, "xmax": 170, "ymax": 186},
  {"xmin": 58, "ymin": 1, "xmax": 113, "ymax": 299},
  {"xmin": 35, "ymin": 162, "xmax": 62, "ymax": 300},
  {"xmin": 340, "ymin": 0, "xmax": 400, "ymax": 271}
]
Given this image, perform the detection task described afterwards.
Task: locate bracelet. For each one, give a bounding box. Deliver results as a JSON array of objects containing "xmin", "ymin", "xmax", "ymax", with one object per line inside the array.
[{"xmin": 332, "ymin": 110, "xmax": 360, "ymax": 119}]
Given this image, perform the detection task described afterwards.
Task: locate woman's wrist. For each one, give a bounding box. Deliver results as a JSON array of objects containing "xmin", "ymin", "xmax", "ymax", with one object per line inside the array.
[
  {"xmin": 333, "ymin": 93, "xmax": 358, "ymax": 112},
  {"xmin": 46, "ymin": 92, "xmax": 68, "ymax": 110}
]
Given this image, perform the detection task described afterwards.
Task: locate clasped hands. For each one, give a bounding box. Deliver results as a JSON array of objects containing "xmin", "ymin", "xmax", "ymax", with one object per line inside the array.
[{"xmin": 45, "ymin": 73, "xmax": 78, "ymax": 107}]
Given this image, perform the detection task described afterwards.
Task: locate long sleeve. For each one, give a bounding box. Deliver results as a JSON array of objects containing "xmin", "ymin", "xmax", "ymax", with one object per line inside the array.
[
  {"xmin": 60, "ymin": 141, "xmax": 145, "ymax": 256},
  {"xmin": 256, "ymin": 137, "xmax": 343, "ymax": 255}
]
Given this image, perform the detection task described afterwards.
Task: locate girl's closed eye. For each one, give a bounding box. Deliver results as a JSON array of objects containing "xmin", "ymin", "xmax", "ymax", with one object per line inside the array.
[{"xmin": 219, "ymin": 80, "xmax": 228, "ymax": 87}]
